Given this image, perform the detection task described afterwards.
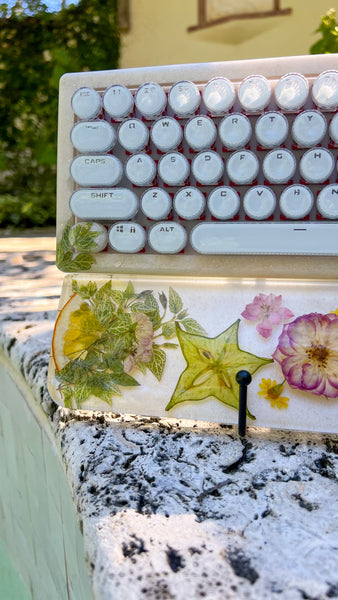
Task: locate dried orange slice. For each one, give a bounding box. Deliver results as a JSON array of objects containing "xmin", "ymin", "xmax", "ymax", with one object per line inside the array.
[
  {"xmin": 51, "ymin": 293, "xmax": 80, "ymax": 372},
  {"xmin": 52, "ymin": 291, "xmax": 106, "ymax": 372}
]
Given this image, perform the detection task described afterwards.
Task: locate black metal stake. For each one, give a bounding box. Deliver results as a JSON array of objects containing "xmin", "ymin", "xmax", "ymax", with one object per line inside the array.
[{"xmin": 236, "ymin": 370, "xmax": 252, "ymax": 437}]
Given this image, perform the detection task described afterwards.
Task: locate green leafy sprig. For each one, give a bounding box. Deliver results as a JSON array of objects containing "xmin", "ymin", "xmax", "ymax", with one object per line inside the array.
[
  {"xmin": 55, "ymin": 280, "xmax": 206, "ymax": 408},
  {"xmin": 56, "ymin": 220, "xmax": 98, "ymax": 272}
]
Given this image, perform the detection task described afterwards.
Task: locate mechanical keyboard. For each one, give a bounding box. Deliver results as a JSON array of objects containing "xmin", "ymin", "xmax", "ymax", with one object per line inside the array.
[
  {"xmin": 49, "ymin": 55, "xmax": 338, "ymax": 430},
  {"xmin": 56, "ymin": 55, "xmax": 338, "ymax": 277}
]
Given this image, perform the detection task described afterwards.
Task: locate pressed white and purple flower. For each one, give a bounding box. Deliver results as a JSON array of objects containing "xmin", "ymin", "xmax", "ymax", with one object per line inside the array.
[
  {"xmin": 241, "ymin": 293, "xmax": 294, "ymax": 339},
  {"xmin": 124, "ymin": 312, "xmax": 154, "ymax": 372},
  {"xmin": 273, "ymin": 312, "xmax": 338, "ymax": 398}
]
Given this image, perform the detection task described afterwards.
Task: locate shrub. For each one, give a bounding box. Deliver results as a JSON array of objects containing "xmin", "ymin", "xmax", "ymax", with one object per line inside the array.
[
  {"xmin": 310, "ymin": 8, "xmax": 338, "ymax": 54},
  {"xmin": 0, "ymin": 0, "xmax": 120, "ymax": 228}
]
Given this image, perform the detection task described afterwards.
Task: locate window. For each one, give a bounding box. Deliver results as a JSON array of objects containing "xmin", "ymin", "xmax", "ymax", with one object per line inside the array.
[{"xmin": 188, "ymin": 0, "xmax": 292, "ymax": 32}]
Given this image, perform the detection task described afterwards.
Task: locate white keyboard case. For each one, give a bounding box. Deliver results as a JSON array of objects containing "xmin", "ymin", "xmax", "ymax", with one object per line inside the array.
[{"xmin": 48, "ymin": 54, "xmax": 338, "ymax": 433}]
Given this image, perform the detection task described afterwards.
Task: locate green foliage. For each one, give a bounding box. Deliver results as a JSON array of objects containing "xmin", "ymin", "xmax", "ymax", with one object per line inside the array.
[
  {"xmin": 56, "ymin": 219, "xmax": 96, "ymax": 271},
  {"xmin": 0, "ymin": 0, "xmax": 120, "ymax": 228},
  {"xmin": 310, "ymin": 8, "xmax": 338, "ymax": 54},
  {"xmin": 56, "ymin": 280, "xmax": 206, "ymax": 408}
]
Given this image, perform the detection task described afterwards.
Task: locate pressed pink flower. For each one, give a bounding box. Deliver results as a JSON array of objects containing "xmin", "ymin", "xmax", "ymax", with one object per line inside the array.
[
  {"xmin": 273, "ymin": 313, "xmax": 338, "ymax": 398},
  {"xmin": 241, "ymin": 293, "xmax": 294, "ymax": 339}
]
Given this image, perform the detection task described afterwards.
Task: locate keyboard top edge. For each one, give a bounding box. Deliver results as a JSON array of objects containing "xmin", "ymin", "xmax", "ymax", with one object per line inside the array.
[{"xmin": 59, "ymin": 54, "xmax": 338, "ymax": 90}]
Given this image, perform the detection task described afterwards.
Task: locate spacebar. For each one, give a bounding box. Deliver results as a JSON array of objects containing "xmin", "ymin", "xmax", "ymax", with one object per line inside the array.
[{"xmin": 190, "ymin": 223, "xmax": 338, "ymax": 255}]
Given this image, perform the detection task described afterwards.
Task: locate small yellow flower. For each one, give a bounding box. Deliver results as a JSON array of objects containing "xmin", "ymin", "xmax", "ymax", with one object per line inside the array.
[
  {"xmin": 258, "ymin": 378, "xmax": 289, "ymax": 410},
  {"xmin": 331, "ymin": 309, "xmax": 338, "ymax": 316}
]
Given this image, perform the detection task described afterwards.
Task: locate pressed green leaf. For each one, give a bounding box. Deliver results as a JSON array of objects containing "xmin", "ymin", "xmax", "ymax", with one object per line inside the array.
[
  {"xmin": 162, "ymin": 322, "xmax": 176, "ymax": 339},
  {"xmin": 72, "ymin": 280, "xmax": 97, "ymax": 299},
  {"xmin": 181, "ymin": 317, "xmax": 207, "ymax": 336},
  {"xmin": 107, "ymin": 313, "xmax": 134, "ymax": 335},
  {"xmin": 136, "ymin": 361, "xmax": 147, "ymax": 375},
  {"xmin": 130, "ymin": 301, "xmax": 148, "ymax": 313},
  {"xmin": 57, "ymin": 359, "xmax": 89, "ymax": 384},
  {"xmin": 94, "ymin": 295, "xmax": 116, "ymax": 325},
  {"xmin": 69, "ymin": 253, "xmax": 96, "ymax": 272},
  {"xmin": 69, "ymin": 222, "xmax": 101, "ymax": 252},
  {"xmin": 73, "ymin": 380, "xmax": 92, "ymax": 406},
  {"xmin": 102, "ymin": 332, "xmax": 135, "ymax": 358},
  {"xmin": 123, "ymin": 281, "xmax": 135, "ymax": 299},
  {"xmin": 147, "ymin": 344, "xmax": 166, "ymax": 381},
  {"xmin": 95, "ymin": 280, "xmax": 112, "ymax": 298},
  {"xmin": 177, "ymin": 309, "xmax": 189, "ymax": 320},
  {"xmin": 112, "ymin": 370, "xmax": 140, "ymax": 387},
  {"xmin": 62, "ymin": 387, "xmax": 74, "ymax": 409},
  {"xmin": 169, "ymin": 287, "xmax": 183, "ymax": 314},
  {"xmin": 110, "ymin": 289, "xmax": 123, "ymax": 305},
  {"xmin": 144, "ymin": 293, "xmax": 159, "ymax": 312}
]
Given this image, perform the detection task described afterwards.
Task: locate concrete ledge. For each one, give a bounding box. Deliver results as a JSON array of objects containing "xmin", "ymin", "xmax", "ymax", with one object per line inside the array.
[{"xmin": 0, "ymin": 236, "xmax": 337, "ymax": 600}]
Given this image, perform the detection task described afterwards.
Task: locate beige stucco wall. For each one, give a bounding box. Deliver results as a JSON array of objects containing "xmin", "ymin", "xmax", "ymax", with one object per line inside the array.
[{"xmin": 120, "ymin": 0, "xmax": 333, "ymax": 69}]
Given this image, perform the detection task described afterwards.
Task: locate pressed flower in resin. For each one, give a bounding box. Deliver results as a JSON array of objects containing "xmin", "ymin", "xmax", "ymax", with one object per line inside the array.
[
  {"xmin": 258, "ymin": 378, "xmax": 289, "ymax": 409},
  {"xmin": 273, "ymin": 313, "xmax": 338, "ymax": 398},
  {"xmin": 241, "ymin": 293, "xmax": 294, "ymax": 339},
  {"xmin": 124, "ymin": 312, "xmax": 154, "ymax": 372}
]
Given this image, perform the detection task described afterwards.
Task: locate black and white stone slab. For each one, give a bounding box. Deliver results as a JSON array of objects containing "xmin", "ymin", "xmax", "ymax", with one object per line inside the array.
[{"xmin": 0, "ymin": 236, "xmax": 337, "ymax": 600}]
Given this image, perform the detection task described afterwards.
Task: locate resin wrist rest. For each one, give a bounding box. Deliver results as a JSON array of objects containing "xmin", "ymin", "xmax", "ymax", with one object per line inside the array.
[{"xmin": 48, "ymin": 274, "xmax": 338, "ymax": 434}]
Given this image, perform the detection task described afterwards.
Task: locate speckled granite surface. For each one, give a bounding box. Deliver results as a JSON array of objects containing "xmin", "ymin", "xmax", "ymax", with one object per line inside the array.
[{"xmin": 0, "ymin": 235, "xmax": 337, "ymax": 600}]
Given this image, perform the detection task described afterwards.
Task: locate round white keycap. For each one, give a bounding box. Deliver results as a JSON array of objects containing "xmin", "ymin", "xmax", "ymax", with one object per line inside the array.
[
  {"xmin": 125, "ymin": 153, "xmax": 156, "ymax": 186},
  {"xmin": 262, "ymin": 149, "xmax": 296, "ymax": 184},
  {"xmin": 274, "ymin": 73, "xmax": 309, "ymax": 111},
  {"xmin": 243, "ymin": 186, "xmax": 276, "ymax": 220},
  {"xmin": 184, "ymin": 116, "xmax": 217, "ymax": 151},
  {"xmin": 191, "ymin": 151, "xmax": 224, "ymax": 185},
  {"xmin": 312, "ymin": 70, "xmax": 338, "ymax": 110},
  {"xmin": 317, "ymin": 184, "xmax": 338, "ymax": 219},
  {"xmin": 168, "ymin": 81, "xmax": 200, "ymax": 116},
  {"xmin": 150, "ymin": 117, "xmax": 183, "ymax": 151},
  {"xmin": 103, "ymin": 85, "xmax": 134, "ymax": 120},
  {"xmin": 70, "ymin": 188, "xmax": 139, "ymax": 220},
  {"xmin": 148, "ymin": 222, "xmax": 187, "ymax": 253},
  {"xmin": 70, "ymin": 121, "xmax": 116, "ymax": 153},
  {"xmin": 279, "ymin": 185, "xmax": 314, "ymax": 219},
  {"xmin": 174, "ymin": 187, "xmax": 205, "ymax": 220},
  {"xmin": 226, "ymin": 150, "xmax": 259, "ymax": 184},
  {"xmin": 238, "ymin": 75, "xmax": 271, "ymax": 112},
  {"xmin": 219, "ymin": 114, "xmax": 252, "ymax": 149},
  {"xmin": 109, "ymin": 222, "xmax": 146, "ymax": 253},
  {"xmin": 141, "ymin": 188, "xmax": 172, "ymax": 220},
  {"xmin": 71, "ymin": 87, "xmax": 102, "ymax": 120},
  {"xmin": 329, "ymin": 113, "xmax": 338, "ymax": 144},
  {"xmin": 69, "ymin": 222, "xmax": 107, "ymax": 252},
  {"xmin": 292, "ymin": 110, "xmax": 327, "ymax": 147},
  {"xmin": 118, "ymin": 119, "xmax": 149, "ymax": 152},
  {"xmin": 158, "ymin": 152, "xmax": 190, "ymax": 186},
  {"xmin": 135, "ymin": 82, "xmax": 167, "ymax": 118},
  {"xmin": 255, "ymin": 112, "xmax": 288, "ymax": 148},
  {"xmin": 207, "ymin": 187, "xmax": 240, "ymax": 220},
  {"xmin": 299, "ymin": 148, "xmax": 334, "ymax": 183},
  {"xmin": 202, "ymin": 77, "xmax": 235, "ymax": 114},
  {"xmin": 70, "ymin": 155, "xmax": 123, "ymax": 186}
]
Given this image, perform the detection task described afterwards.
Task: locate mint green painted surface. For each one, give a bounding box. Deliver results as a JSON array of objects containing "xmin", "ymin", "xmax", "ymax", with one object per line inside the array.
[
  {"xmin": 0, "ymin": 361, "xmax": 93, "ymax": 600},
  {"xmin": 0, "ymin": 539, "xmax": 31, "ymax": 600}
]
